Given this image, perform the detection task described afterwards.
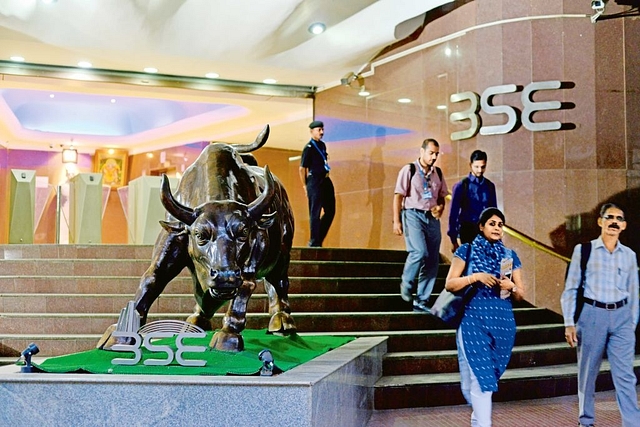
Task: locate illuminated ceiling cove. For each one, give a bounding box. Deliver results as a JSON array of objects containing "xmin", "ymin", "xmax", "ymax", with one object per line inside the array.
[
  {"xmin": 0, "ymin": 0, "xmax": 454, "ymax": 153},
  {"xmin": 1, "ymin": 89, "xmax": 242, "ymax": 136}
]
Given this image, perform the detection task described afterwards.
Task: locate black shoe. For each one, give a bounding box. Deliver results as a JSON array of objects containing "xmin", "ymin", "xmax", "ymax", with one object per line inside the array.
[
  {"xmin": 413, "ymin": 300, "xmax": 431, "ymax": 313},
  {"xmin": 400, "ymin": 285, "xmax": 413, "ymax": 302}
]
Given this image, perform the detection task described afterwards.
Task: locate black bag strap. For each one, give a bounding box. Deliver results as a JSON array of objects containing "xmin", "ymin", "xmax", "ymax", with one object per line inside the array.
[
  {"xmin": 460, "ymin": 176, "xmax": 470, "ymax": 212},
  {"xmin": 407, "ymin": 163, "xmax": 442, "ymax": 194},
  {"xmin": 574, "ymin": 242, "xmax": 592, "ymax": 323}
]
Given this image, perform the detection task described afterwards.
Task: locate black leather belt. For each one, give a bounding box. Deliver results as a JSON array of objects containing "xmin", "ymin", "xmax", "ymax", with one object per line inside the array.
[{"xmin": 583, "ymin": 297, "xmax": 628, "ymax": 310}]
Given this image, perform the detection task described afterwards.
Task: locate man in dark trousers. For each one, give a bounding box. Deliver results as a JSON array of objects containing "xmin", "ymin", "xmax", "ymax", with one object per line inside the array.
[
  {"xmin": 393, "ymin": 138, "xmax": 448, "ymax": 312},
  {"xmin": 561, "ymin": 203, "xmax": 640, "ymax": 427},
  {"xmin": 299, "ymin": 120, "xmax": 335, "ymax": 247},
  {"xmin": 447, "ymin": 149, "xmax": 497, "ymax": 251}
]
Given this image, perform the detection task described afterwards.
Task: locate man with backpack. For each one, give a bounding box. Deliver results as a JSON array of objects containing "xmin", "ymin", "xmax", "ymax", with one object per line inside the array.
[
  {"xmin": 447, "ymin": 150, "xmax": 497, "ymax": 252},
  {"xmin": 561, "ymin": 203, "xmax": 640, "ymax": 427},
  {"xmin": 393, "ymin": 138, "xmax": 448, "ymax": 312}
]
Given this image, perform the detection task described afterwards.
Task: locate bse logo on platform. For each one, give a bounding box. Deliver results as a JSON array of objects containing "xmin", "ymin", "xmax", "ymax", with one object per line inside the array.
[
  {"xmin": 111, "ymin": 330, "xmax": 207, "ymax": 367},
  {"xmin": 449, "ymin": 80, "xmax": 574, "ymax": 141}
]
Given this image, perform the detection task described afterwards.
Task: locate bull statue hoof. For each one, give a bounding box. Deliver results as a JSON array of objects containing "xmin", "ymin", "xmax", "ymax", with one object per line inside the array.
[
  {"xmin": 268, "ymin": 312, "xmax": 296, "ymax": 334},
  {"xmin": 210, "ymin": 330, "xmax": 244, "ymax": 352}
]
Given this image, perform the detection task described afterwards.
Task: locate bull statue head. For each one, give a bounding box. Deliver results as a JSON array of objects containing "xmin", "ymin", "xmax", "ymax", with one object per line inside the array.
[{"xmin": 160, "ymin": 166, "xmax": 277, "ymax": 299}]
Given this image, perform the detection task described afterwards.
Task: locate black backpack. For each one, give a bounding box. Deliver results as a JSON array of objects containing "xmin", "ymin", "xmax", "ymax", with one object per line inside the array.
[
  {"xmin": 568, "ymin": 242, "xmax": 592, "ymax": 324},
  {"xmin": 408, "ymin": 163, "xmax": 443, "ymax": 189}
]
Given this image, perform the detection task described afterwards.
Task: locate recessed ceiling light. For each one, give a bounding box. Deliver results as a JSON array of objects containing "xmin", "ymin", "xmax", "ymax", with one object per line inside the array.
[
  {"xmin": 110, "ymin": 99, "xmax": 116, "ymax": 103},
  {"xmin": 263, "ymin": 78, "xmax": 277, "ymax": 84},
  {"xmin": 444, "ymin": 47, "xmax": 452, "ymax": 57},
  {"xmin": 205, "ymin": 72, "xmax": 220, "ymax": 79},
  {"xmin": 77, "ymin": 61, "xmax": 92, "ymax": 68},
  {"xmin": 436, "ymin": 105, "xmax": 447, "ymax": 110},
  {"xmin": 10, "ymin": 56, "xmax": 25, "ymax": 62},
  {"xmin": 308, "ymin": 22, "xmax": 326, "ymax": 35},
  {"xmin": 144, "ymin": 67, "xmax": 158, "ymax": 73},
  {"xmin": 49, "ymin": 94, "xmax": 55, "ymax": 98},
  {"xmin": 398, "ymin": 98, "xmax": 412, "ymax": 103}
]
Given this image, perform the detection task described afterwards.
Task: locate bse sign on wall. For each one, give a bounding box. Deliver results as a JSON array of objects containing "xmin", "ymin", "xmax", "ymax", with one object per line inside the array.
[{"xmin": 449, "ymin": 80, "xmax": 572, "ymax": 141}]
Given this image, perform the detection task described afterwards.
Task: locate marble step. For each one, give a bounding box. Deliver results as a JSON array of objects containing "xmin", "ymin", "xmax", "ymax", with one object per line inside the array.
[
  {"xmin": 0, "ymin": 258, "xmax": 406, "ymax": 278},
  {"xmin": 0, "ymin": 293, "xmax": 414, "ymax": 314},
  {"xmin": 0, "ymin": 307, "xmax": 563, "ymax": 336},
  {"xmin": 382, "ymin": 342, "xmax": 577, "ymax": 375},
  {"xmin": 373, "ymin": 358, "xmax": 640, "ymax": 409},
  {"xmin": 0, "ymin": 275, "xmax": 421, "ymax": 295},
  {"xmin": 0, "ymin": 244, "xmax": 406, "ymax": 263}
]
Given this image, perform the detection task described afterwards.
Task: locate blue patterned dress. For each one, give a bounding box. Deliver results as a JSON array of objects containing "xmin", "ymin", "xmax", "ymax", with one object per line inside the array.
[{"xmin": 454, "ymin": 235, "xmax": 522, "ymax": 392}]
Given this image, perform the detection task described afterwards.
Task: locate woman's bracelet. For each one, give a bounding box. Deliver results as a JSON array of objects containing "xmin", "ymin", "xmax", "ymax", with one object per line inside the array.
[{"xmin": 467, "ymin": 273, "xmax": 475, "ymax": 285}]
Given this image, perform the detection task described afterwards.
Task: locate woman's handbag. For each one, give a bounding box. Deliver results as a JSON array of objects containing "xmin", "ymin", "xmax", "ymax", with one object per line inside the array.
[{"xmin": 430, "ymin": 245, "xmax": 476, "ymax": 328}]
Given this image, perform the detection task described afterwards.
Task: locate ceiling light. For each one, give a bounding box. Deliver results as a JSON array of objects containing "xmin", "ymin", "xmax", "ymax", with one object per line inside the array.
[
  {"xmin": 62, "ymin": 148, "xmax": 78, "ymax": 164},
  {"xmin": 10, "ymin": 56, "xmax": 25, "ymax": 62},
  {"xmin": 110, "ymin": 99, "xmax": 116, "ymax": 103},
  {"xmin": 77, "ymin": 61, "xmax": 92, "ymax": 68},
  {"xmin": 263, "ymin": 78, "xmax": 277, "ymax": 84},
  {"xmin": 144, "ymin": 67, "xmax": 158, "ymax": 73},
  {"xmin": 308, "ymin": 22, "xmax": 326, "ymax": 35},
  {"xmin": 49, "ymin": 94, "xmax": 55, "ymax": 98},
  {"xmin": 358, "ymin": 87, "xmax": 370, "ymax": 97},
  {"xmin": 205, "ymin": 72, "xmax": 219, "ymax": 79},
  {"xmin": 436, "ymin": 105, "xmax": 447, "ymax": 110},
  {"xmin": 398, "ymin": 98, "xmax": 412, "ymax": 103}
]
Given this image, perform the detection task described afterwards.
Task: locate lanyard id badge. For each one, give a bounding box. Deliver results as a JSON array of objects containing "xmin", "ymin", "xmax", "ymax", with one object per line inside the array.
[
  {"xmin": 417, "ymin": 163, "xmax": 433, "ymax": 199},
  {"xmin": 311, "ymin": 140, "xmax": 330, "ymax": 172}
]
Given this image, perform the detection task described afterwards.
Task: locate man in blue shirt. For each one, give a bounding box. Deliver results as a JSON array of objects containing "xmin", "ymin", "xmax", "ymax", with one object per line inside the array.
[
  {"xmin": 299, "ymin": 120, "xmax": 335, "ymax": 247},
  {"xmin": 447, "ymin": 150, "xmax": 497, "ymax": 251},
  {"xmin": 561, "ymin": 203, "xmax": 640, "ymax": 427}
]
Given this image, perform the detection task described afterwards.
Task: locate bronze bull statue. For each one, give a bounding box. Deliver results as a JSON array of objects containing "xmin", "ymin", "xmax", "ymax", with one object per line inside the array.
[{"xmin": 134, "ymin": 125, "xmax": 295, "ymax": 352}]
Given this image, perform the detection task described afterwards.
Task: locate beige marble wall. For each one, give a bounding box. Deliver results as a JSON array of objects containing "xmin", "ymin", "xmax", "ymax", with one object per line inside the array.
[{"xmin": 314, "ymin": 0, "xmax": 640, "ymax": 313}]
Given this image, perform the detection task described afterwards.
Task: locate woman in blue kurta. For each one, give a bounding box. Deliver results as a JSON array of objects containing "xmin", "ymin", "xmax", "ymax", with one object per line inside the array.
[{"xmin": 445, "ymin": 207, "xmax": 526, "ymax": 427}]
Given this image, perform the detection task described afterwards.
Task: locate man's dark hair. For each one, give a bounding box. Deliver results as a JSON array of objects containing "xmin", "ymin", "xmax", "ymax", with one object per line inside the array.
[
  {"xmin": 422, "ymin": 138, "xmax": 439, "ymax": 149},
  {"xmin": 470, "ymin": 150, "xmax": 487, "ymax": 163},
  {"xmin": 600, "ymin": 202, "xmax": 624, "ymax": 218}
]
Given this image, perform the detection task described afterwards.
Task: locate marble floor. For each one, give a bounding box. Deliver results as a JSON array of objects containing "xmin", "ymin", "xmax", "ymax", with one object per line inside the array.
[{"xmin": 367, "ymin": 387, "xmax": 639, "ymax": 426}]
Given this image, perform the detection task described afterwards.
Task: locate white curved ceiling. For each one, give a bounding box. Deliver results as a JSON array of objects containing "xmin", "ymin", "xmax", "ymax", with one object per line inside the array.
[{"xmin": 0, "ymin": 0, "xmax": 453, "ymax": 153}]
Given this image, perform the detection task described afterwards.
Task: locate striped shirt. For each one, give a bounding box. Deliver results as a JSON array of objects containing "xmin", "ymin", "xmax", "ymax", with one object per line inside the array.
[{"xmin": 561, "ymin": 236, "xmax": 639, "ymax": 327}]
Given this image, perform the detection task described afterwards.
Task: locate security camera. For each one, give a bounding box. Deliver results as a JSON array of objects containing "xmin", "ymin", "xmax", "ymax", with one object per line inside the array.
[{"xmin": 591, "ymin": 0, "xmax": 606, "ymax": 10}]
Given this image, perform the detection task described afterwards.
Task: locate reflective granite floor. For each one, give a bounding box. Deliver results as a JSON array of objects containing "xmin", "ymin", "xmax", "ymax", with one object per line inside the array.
[{"xmin": 367, "ymin": 387, "xmax": 640, "ymax": 426}]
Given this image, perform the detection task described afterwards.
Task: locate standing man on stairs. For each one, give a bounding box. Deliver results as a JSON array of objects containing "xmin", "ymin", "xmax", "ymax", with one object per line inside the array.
[
  {"xmin": 299, "ymin": 120, "xmax": 336, "ymax": 247},
  {"xmin": 393, "ymin": 138, "xmax": 448, "ymax": 312},
  {"xmin": 561, "ymin": 203, "xmax": 640, "ymax": 427},
  {"xmin": 447, "ymin": 149, "xmax": 497, "ymax": 252}
]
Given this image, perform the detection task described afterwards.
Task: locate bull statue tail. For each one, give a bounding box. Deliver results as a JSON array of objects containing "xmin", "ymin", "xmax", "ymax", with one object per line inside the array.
[
  {"xmin": 247, "ymin": 165, "xmax": 275, "ymax": 220},
  {"xmin": 160, "ymin": 174, "xmax": 198, "ymax": 226},
  {"xmin": 231, "ymin": 125, "xmax": 270, "ymax": 153}
]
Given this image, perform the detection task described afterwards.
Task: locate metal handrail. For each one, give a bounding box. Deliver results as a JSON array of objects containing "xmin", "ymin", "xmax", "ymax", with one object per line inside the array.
[
  {"xmin": 502, "ymin": 225, "xmax": 571, "ymax": 263},
  {"xmin": 444, "ymin": 193, "xmax": 570, "ymax": 263}
]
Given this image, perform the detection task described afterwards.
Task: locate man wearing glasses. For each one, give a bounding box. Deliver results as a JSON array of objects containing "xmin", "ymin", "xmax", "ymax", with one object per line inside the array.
[{"xmin": 561, "ymin": 203, "xmax": 640, "ymax": 427}]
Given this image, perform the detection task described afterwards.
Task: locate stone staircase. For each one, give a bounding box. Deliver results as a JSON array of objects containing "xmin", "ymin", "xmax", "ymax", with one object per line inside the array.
[{"xmin": 1, "ymin": 244, "xmax": 638, "ymax": 408}]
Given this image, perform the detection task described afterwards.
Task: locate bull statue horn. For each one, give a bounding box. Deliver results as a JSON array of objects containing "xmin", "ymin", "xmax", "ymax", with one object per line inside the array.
[
  {"xmin": 231, "ymin": 125, "xmax": 270, "ymax": 153},
  {"xmin": 248, "ymin": 165, "xmax": 275, "ymax": 220},
  {"xmin": 160, "ymin": 174, "xmax": 198, "ymax": 225}
]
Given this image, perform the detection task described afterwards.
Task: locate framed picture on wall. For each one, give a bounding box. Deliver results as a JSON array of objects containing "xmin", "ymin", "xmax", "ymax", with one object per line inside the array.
[{"xmin": 93, "ymin": 148, "xmax": 129, "ymax": 188}]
